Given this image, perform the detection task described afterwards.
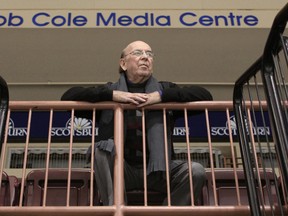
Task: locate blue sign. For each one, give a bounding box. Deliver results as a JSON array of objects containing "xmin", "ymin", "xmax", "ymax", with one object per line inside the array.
[{"xmin": 7, "ymin": 110, "xmax": 271, "ymax": 143}]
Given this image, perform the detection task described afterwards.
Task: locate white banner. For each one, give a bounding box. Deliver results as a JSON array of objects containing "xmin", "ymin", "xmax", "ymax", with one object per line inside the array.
[{"xmin": 0, "ymin": 10, "xmax": 280, "ymax": 28}]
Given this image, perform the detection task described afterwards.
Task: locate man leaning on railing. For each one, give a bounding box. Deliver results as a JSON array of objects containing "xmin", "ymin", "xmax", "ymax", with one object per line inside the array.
[{"xmin": 61, "ymin": 40, "xmax": 213, "ymax": 206}]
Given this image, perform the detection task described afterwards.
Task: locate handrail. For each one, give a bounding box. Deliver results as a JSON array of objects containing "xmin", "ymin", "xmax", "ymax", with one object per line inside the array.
[
  {"xmin": 262, "ymin": 3, "xmax": 288, "ymax": 67},
  {"xmin": 233, "ymin": 3, "xmax": 288, "ymax": 216},
  {"xmin": 0, "ymin": 76, "xmax": 9, "ymax": 155},
  {"xmin": 8, "ymin": 100, "xmax": 269, "ymax": 111},
  {"xmin": 233, "ymin": 57, "xmax": 262, "ymax": 90},
  {"xmin": 261, "ymin": 2, "xmax": 288, "ymax": 203},
  {"xmin": 261, "ymin": 2, "xmax": 288, "ymax": 211}
]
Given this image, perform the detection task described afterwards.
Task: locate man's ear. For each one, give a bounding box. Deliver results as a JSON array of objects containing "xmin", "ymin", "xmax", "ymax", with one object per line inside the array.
[{"xmin": 119, "ymin": 59, "xmax": 127, "ymax": 71}]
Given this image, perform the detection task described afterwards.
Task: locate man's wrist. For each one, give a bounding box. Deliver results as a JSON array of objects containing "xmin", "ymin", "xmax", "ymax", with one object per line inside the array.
[{"xmin": 157, "ymin": 90, "xmax": 162, "ymax": 102}]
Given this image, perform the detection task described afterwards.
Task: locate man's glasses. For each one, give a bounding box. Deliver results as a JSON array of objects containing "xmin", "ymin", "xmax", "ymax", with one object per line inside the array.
[{"xmin": 125, "ymin": 49, "xmax": 154, "ymax": 58}]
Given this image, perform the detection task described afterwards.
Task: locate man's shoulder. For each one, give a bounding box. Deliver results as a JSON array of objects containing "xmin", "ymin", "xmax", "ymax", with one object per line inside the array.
[
  {"xmin": 106, "ymin": 81, "xmax": 118, "ymax": 90},
  {"xmin": 159, "ymin": 81, "xmax": 177, "ymax": 89}
]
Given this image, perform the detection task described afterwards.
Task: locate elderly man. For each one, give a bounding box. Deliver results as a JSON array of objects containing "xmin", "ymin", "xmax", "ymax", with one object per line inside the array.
[{"xmin": 61, "ymin": 40, "xmax": 213, "ymax": 206}]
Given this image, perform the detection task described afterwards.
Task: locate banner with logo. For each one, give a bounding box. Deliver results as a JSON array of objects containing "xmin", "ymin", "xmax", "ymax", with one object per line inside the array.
[{"xmin": 7, "ymin": 110, "xmax": 271, "ymax": 143}]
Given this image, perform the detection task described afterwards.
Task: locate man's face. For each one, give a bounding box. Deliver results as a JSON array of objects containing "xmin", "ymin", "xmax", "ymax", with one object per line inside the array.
[{"xmin": 120, "ymin": 41, "xmax": 154, "ymax": 83}]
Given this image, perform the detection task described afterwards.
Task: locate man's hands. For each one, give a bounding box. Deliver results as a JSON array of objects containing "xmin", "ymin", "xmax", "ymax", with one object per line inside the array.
[
  {"xmin": 137, "ymin": 91, "xmax": 161, "ymax": 107},
  {"xmin": 112, "ymin": 91, "xmax": 161, "ymax": 107}
]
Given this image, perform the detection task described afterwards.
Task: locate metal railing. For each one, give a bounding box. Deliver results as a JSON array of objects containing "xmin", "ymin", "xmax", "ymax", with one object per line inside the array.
[
  {"xmin": 0, "ymin": 76, "xmax": 9, "ymax": 155},
  {"xmin": 233, "ymin": 3, "xmax": 288, "ymax": 216},
  {"xmin": 2, "ymin": 3, "xmax": 288, "ymax": 215},
  {"xmin": 0, "ymin": 100, "xmax": 286, "ymax": 216}
]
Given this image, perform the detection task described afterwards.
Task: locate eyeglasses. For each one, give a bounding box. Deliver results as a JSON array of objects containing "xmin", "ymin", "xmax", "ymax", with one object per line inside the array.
[{"xmin": 124, "ymin": 49, "xmax": 154, "ymax": 58}]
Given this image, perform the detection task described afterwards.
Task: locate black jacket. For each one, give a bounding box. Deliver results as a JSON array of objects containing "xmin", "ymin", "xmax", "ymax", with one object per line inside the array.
[
  {"xmin": 61, "ymin": 81, "xmax": 212, "ymax": 103},
  {"xmin": 61, "ymin": 78, "xmax": 213, "ymax": 142}
]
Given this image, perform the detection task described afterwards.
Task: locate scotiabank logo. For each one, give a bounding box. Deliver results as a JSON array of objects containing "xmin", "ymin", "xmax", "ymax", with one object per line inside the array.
[
  {"xmin": 67, "ymin": 117, "xmax": 92, "ymax": 131},
  {"xmin": 211, "ymin": 115, "xmax": 270, "ymax": 137},
  {"xmin": 51, "ymin": 117, "xmax": 98, "ymax": 137},
  {"xmin": 8, "ymin": 117, "xmax": 98, "ymax": 137}
]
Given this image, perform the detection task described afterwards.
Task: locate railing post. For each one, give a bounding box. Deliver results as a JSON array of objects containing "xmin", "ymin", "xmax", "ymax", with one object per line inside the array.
[{"xmin": 114, "ymin": 105, "xmax": 124, "ymax": 216}]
